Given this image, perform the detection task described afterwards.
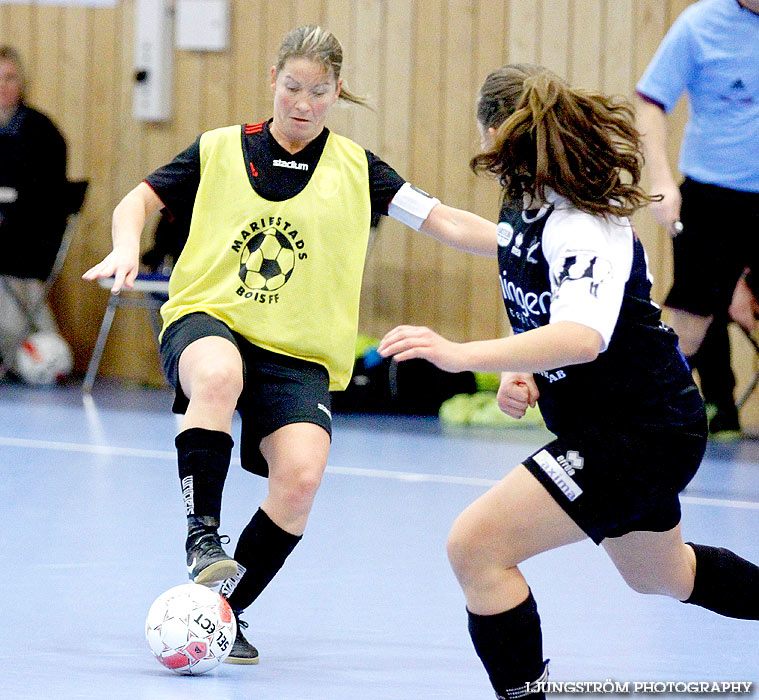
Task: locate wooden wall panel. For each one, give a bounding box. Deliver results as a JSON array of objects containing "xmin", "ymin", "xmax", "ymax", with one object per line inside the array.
[
  {"xmin": 468, "ymin": 0, "xmax": 508, "ymax": 342},
  {"xmin": 14, "ymin": 1, "xmax": 756, "ymax": 427},
  {"xmin": 436, "ymin": 0, "xmax": 476, "ymax": 337},
  {"xmin": 358, "ymin": 0, "xmax": 413, "ymax": 337},
  {"xmin": 570, "ymin": 0, "xmax": 602, "ymax": 88}
]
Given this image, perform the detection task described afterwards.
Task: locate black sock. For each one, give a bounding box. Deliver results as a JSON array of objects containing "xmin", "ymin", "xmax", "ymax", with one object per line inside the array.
[
  {"xmin": 683, "ymin": 543, "xmax": 759, "ymax": 620},
  {"xmin": 467, "ymin": 591, "xmax": 549, "ymax": 699},
  {"xmin": 221, "ymin": 508, "xmax": 301, "ymax": 611},
  {"xmin": 176, "ymin": 427, "xmax": 233, "ymax": 521}
]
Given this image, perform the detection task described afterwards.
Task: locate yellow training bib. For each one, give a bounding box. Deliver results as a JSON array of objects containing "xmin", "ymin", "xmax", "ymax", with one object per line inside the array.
[{"xmin": 160, "ymin": 125, "xmax": 372, "ymax": 390}]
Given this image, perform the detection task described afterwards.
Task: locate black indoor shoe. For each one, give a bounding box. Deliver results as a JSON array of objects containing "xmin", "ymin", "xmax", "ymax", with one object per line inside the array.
[
  {"xmin": 707, "ymin": 403, "xmax": 742, "ymax": 442},
  {"xmin": 224, "ymin": 611, "xmax": 259, "ymax": 665},
  {"xmin": 185, "ymin": 525, "xmax": 238, "ymax": 585}
]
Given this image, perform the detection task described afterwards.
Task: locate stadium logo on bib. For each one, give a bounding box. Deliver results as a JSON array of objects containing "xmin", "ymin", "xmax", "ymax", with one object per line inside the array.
[{"xmin": 231, "ymin": 217, "xmax": 308, "ymax": 303}]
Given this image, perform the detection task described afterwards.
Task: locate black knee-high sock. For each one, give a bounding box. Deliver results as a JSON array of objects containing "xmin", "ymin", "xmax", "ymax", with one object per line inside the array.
[
  {"xmin": 176, "ymin": 428, "xmax": 234, "ymax": 522},
  {"xmin": 467, "ymin": 591, "xmax": 549, "ymax": 699},
  {"xmin": 683, "ymin": 543, "xmax": 759, "ymax": 620},
  {"xmin": 220, "ymin": 508, "xmax": 301, "ymax": 611}
]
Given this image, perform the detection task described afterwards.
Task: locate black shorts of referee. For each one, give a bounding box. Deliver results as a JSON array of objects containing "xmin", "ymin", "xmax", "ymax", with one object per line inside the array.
[{"xmin": 665, "ymin": 177, "xmax": 759, "ymax": 318}]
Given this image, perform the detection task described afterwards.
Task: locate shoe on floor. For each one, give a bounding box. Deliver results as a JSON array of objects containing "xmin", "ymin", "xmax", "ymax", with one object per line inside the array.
[
  {"xmin": 706, "ymin": 403, "xmax": 742, "ymax": 442},
  {"xmin": 224, "ymin": 610, "xmax": 259, "ymax": 665}
]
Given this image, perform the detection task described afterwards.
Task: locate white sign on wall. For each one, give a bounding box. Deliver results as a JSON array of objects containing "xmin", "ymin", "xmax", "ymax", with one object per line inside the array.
[{"xmin": 0, "ymin": 1, "xmax": 119, "ymax": 6}]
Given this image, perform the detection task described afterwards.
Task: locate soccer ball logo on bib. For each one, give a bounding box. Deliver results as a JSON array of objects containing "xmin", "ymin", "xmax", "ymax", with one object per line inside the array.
[{"xmin": 239, "ymin": 227, "xmax": 296, "ymax": 291}]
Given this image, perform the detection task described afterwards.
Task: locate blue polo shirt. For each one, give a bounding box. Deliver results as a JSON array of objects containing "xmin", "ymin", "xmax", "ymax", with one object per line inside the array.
[{"xmin": 636, "ymin": 0, "xmax": 759, "ymax": 192}]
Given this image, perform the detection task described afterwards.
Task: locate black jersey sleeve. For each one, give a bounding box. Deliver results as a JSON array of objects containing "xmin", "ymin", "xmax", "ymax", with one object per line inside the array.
[
  {"xmin": 144, "ymin": 137, "xmax": 201, "ymax": 222},
  {"xmin": 367, "ymin": 150, "xmax": 406, "ymax": 215}
]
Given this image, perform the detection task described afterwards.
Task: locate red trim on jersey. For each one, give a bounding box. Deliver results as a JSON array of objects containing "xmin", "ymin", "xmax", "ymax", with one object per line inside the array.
[
  {"xmin": 141, "ymin": 179, "xmax": 173, "ymax": 221},
  {"xmin": 249, "ymin": 162, "xmax": 259, "ymax": 177},
  {"xmin": 245, "ymin": 122, "xmax": 265, "ymax": 134}
]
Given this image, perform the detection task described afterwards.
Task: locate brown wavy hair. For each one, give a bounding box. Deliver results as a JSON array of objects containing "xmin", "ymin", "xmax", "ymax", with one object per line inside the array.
[{"xmin": 471, "ymin": 64, "xmax": 658, "ymax": 218}]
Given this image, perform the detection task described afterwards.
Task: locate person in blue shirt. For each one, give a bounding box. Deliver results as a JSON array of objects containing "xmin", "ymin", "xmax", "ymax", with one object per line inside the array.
[
  {"xmin": 380, "ymin": 63, "xmax": 759, "ymax": 700},
  {"xmin": 635, "ymin": 0, "xmax": 759, "ymax": 438}
]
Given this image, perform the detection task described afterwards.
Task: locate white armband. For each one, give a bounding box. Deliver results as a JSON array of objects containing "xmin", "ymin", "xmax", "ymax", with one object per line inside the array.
[{"xmin": 387, "ymin": 182, "xmax": 441, "ymax": 231}]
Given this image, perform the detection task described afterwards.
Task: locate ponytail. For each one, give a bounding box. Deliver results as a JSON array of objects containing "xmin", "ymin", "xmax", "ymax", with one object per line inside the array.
[{"xmin": 471, "ymin": 65, "xmax": 659, "ymax": 218}]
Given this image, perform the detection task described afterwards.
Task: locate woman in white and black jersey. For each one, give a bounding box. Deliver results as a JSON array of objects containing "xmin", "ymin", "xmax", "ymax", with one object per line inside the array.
[
  {"xmin": 83, "ymin": 25, "xmax": 496, "ymax": 666},
  {"xmin": 379, "ymin": 64, "xmax": 759, "ymax": 699}
]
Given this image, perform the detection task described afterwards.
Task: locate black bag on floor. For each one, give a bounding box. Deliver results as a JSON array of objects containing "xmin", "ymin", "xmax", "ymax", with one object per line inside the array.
[{"xmin": 332, "ymin": 352, "xmax": 476, "ymax": 416}]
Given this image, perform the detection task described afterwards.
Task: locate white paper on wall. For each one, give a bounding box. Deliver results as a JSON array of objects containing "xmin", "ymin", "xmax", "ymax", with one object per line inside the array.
[{"xmin": 0, "ymin": 1, "xmax": 119, "ymax": 7}]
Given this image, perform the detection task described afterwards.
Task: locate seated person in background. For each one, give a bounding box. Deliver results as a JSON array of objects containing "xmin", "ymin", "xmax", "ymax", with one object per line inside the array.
[{"xmin": 0, "ymin": 46, "xmax": 70, "ymax": 374}]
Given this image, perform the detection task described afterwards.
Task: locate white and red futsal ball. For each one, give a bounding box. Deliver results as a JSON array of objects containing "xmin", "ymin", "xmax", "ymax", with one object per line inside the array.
[{"xmin": 145, "ymin": 583, "xmax": 236, "ymax": 675}]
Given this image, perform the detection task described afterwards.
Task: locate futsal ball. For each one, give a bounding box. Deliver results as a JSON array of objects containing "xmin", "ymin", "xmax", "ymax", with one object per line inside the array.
[
  {"xmin": 239, "ymin": 227, "xmax": 296, "ymax": 291},
  {"xmin": 14, "ymin": 331, "xmax": 73, "ymax": 385},
  {"xmin": 145, "ymin": 583, "xmax": 237, "ymax": 675}
]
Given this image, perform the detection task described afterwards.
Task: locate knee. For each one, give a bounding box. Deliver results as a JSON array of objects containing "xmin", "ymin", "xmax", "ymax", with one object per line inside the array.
[
  {"xmin": 622, "ymin": 576, "xmax": 663, "ymax": 596},
  {"xmin": 678, "ymin": 335, "xmax": 703, "ymax": 359},
  {"xmin": 187, "ymin": 363, "xmax": 243, "ymax": 407},
  {"xmin": 620, "ymin": 571, "xmax": 691, "ymax": 599},
  {"xmin": 666, "ymin": 311, "xmax": 709, "ymax": 357},
  {"xmin": 272, "ymin": 460, "xmax": 324, "ymax": 515},
  {"xmin": 446, "ymin": 514, "xmax": 500, "ymax": 586}
]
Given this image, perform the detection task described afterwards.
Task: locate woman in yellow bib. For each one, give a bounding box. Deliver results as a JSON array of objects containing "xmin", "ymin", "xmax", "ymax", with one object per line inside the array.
[{"xmin": 83, "ymin": 25, "xmax": 496, "ymax": 664}]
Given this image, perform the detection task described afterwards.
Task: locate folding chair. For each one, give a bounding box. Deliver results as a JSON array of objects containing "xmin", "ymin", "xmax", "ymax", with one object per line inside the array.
[
  {"xmin": 0, "ymin": 179, "xmax": 88, "ymax": 378},
  {"xmin": 82, "ymin": 270, "xmax": 170, "ymax": 393}
]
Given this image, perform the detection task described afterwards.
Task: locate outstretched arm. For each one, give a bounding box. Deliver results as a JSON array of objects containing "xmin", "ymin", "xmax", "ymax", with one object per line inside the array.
[
  {"xmin": 378, "ymin": 321, "xmax": 602, "ymax": 374},
  {"xmin": 419, "ymin": 202, "xmax": 498, "ymax": 257},
  {"xmin": 82, "ymin": 182, "xmax": 163, "ymax": 293},
  {"xmin": 387, "ymin": 182, "xmax": 497, "ymax": 257}
]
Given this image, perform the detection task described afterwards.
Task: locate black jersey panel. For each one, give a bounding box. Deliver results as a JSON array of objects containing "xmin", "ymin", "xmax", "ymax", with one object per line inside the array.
[
  {"xmin": 497, "ymin": 202, "xmax": 703, "ymax": 432},
  {"xmin": 144, "ymin": 121, "xmax": 406, "ymax": 228},
  {"xmin": 242, "ymin": 122, "xmax": 329, "ymax": 201},
  {"xmin": 144, "ymin": 137, "xmax": 201, "ymax": 224},
  {"xmin": 366, "ymin": 151, "xmax": 405, "ymax": 215}
]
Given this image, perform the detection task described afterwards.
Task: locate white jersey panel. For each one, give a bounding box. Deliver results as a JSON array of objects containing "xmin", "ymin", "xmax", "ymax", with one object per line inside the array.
[{"xmin": 542, "ymin": 206, "xmax": 634, "ymax": 351}]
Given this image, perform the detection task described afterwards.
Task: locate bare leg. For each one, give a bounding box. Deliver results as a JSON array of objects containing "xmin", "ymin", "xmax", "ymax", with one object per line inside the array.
[
  {"xmin": 260, "ymin": 422, "xmax": 331, "ymax": 534},
  {"xmin": 602, "ymin": 524, "xmax": 696, "ymax": 600},
  {"xmin": 665, "ymin": 307, "xmax": 713, "ymax": 358},
  {"xmin": 221, "ymin": 423, "xmax": 330, "ymax": 614},
  {"xmin": 178, "ymin": 335, "xmax": 244, "ymax": 433},
  {"xmin": 448, "ymin": 464, "xmax": 586, "ymax": 698},
  {"xmin": 447, "ymin": 464, "xmax": 586, "ymax": 614}
]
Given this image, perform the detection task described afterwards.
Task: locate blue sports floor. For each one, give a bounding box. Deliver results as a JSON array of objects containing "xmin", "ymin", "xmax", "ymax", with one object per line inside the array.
[{"xmin": 0, "ymin": 380, "xmax": 756, "ymax": 699}]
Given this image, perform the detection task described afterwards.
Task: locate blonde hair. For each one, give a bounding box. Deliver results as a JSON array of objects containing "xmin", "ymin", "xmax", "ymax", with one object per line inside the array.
[
  {"xmin": 275, "ymin": 25, "xmax": 369, "ymax": 107},
  {"xmin": 471, "ymin": 64, "xmax": 658, "ymax": 218}
]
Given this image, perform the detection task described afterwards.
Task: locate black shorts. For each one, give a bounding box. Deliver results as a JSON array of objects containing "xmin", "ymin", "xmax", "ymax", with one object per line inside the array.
[
  {"xmin": 523, "ymin": 418, "xmax": 707, "ymax": 544},
  {"xmin": 665, "ymin": 178, "xmax": 759, "ymax": 318},
  {"xmin": 160, "ymin": 312, "xmax": 332, "ymax": 477}
]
